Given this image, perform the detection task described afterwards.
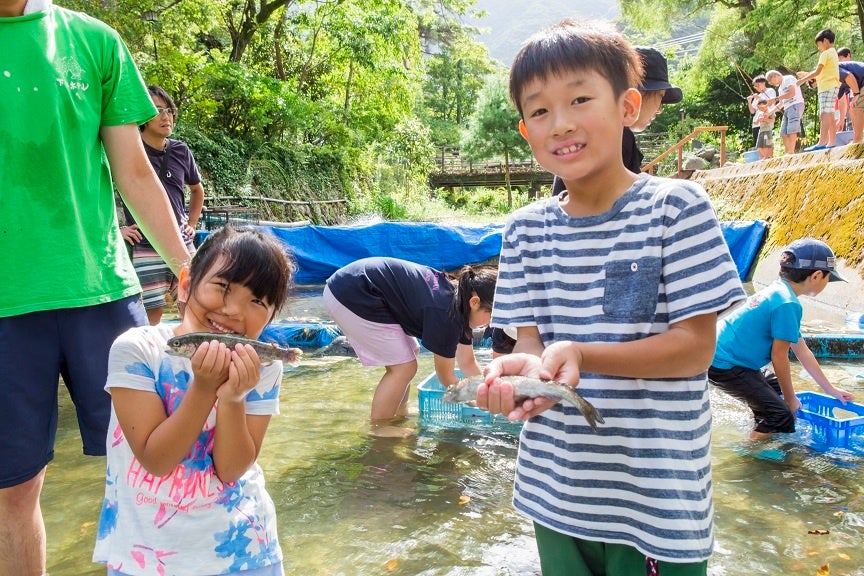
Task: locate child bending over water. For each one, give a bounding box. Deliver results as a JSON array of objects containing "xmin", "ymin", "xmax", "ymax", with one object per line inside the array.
[
  {"xmin": 324, "ymin": 257, "xmax": 496, "ymax": 437},
  {"xmin": 93, "ymin": 227, "xmax": 294, "ymax": 575}
]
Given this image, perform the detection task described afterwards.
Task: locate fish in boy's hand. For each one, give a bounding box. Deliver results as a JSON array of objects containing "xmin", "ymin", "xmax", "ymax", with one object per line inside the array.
[
  {"xmin": 443, "ymin": 375, "xmax": 604, "ymax": 431},
  {"xmin": 166, "ymin": 333, "xmax": 302, "ymax": 366}
]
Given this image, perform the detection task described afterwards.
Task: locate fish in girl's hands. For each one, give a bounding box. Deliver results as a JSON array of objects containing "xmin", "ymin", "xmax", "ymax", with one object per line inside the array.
[{"xmin": 166, "ymin": 332, "xmax": 302, "ymax": 366}]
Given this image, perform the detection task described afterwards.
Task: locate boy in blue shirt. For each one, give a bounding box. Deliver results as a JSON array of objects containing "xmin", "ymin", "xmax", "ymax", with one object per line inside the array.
[
  {"xmin": 709, "ymin": 238, "xmax": 854, "ymax": 441},
  {"xmin": 475, "ymin": 19, "xmax": 745, "ymax": 576}
]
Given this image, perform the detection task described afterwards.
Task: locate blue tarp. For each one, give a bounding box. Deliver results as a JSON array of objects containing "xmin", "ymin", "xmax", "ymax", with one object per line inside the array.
[{"xmin": 197, "ymin": 219, "xmax": 767, "ymax": 283}]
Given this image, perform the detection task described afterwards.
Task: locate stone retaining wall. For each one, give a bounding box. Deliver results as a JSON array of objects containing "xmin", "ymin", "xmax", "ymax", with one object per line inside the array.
[{"xmin": 690, "ymin": 144, "xmax": 864, "ymax": 323}]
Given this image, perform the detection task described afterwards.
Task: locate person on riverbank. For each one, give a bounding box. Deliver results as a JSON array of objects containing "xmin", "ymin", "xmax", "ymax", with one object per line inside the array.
[
  {"xmin": 323, "ymin": 257, "xmax": 496, "ymax": 436},
  {"xmin": 709, "ymin": 238, "xmax": 854, "ymax": 442},
  {"xmin": 121, "ymin": 85, "xmax": 205, "ymax": 325},
  {"xmin": 766, "ymin": 69, "xmax": 806, "ymax": 154},
  {"xmin": 754, "ymin": 99, "xmax": 777, "ymax": 159},
  {"xmin": 0, "ymin": 2, "xmax": 190, "ymax": 574},
  {"xmin": 838, "ymin": 61, "xmax": 864, "ymax": 143},
  {"xmin": 93, "ymin": 226, "xmax": 293, "ymax": 575},
  {"xmin": 476, "ymin": 19, "xmax": 745, "ymax": 574},
  {"xmin": 797, "ymin": 29, "xmax": 841, "ymax": 150},
  {"xmin": 747, "ymin": 75, "xmax": 777, "ymax": 148}
]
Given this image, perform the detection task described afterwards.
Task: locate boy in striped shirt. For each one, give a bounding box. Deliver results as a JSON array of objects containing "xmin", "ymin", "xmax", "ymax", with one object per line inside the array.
[{"xmin": 474, "ymin": 19, "xmax": 746, "ymax": 575}]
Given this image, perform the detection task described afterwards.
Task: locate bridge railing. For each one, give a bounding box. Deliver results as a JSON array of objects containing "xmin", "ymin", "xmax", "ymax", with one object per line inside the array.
[
  {"xmin": 641, "ymin": 126, "xmax": 728, "ymax": 175},
  {"xmin": 433, "ymin": 146, "xmax": 539, "ymax": 173}
]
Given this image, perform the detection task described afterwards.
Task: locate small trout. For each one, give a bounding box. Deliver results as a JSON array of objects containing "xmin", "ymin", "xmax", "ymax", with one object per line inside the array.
[
  {"xmin": 443, "ymin": 375, "xmax": 605, "ymax": 432},
  {"xmin": 166, "ymin": 333, "xmax": 303, "ymax": 366}
]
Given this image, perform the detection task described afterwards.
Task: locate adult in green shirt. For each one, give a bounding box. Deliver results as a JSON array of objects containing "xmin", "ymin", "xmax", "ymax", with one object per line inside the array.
[{"xmin": 0, "ymin": 1, "xmax": 190, "ymax": 573}]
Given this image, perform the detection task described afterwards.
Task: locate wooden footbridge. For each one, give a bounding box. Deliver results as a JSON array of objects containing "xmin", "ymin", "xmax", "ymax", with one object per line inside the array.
[
  {"xmin": 428, "ymin": 147, "xmax": 554, "ymax": 192},
  {"xmin": 428, "ymin": 127, "xmax": 729, "ymax": 190}
]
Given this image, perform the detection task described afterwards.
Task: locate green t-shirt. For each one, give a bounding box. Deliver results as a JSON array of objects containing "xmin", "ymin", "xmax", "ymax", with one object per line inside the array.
[{"xmin": 0, "ymin": 4, "xmax": 157, "ymax": 317}]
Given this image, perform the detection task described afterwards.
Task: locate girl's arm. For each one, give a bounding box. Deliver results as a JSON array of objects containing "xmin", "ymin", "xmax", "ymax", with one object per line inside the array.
[
  {"xmin": 212, "ymin": 344, "xmax": 270, "ymax": 483},
  {"xmin": 454, "ymin": 342, "xmax": 481, "ymax": 378},
  {"xmin": 771, "ymin": 338, "xmax": 801, "ymax": 413},
  {"xmin": 434, "ymin": 353, "xmax": 459, "ymax": 387},
  {"xmin": 791, "ymin": 338, "xmax": 854, "ymax": 402},
  {"xmin": 113, "ymin": 340, "xmax": 230, "ymax": 477}
]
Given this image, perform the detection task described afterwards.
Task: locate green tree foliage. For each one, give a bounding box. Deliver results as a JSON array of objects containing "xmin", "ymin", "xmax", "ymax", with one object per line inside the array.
[
  {"xmin": 620, "ymin": 0, "xmax": 864, "ymax": 153},
  {"xmin": 460, "ymin": 74, "xmax": 531, "ymax": 207}
]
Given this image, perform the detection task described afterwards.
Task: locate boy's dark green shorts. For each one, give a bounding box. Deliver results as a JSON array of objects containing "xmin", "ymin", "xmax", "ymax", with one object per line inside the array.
[{"xmin": 534, "ymin": 522, "xmax": 708, "ymax": 576}]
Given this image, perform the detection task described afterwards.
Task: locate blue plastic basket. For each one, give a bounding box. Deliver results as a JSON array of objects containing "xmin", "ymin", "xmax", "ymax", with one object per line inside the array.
[
  {"xmin": 417, "ymin": 372, "xmax": 523, "ymax": 434},
  {"xmin": 796, "ymin": 392, "xmax": 864, "ymax": 448}
]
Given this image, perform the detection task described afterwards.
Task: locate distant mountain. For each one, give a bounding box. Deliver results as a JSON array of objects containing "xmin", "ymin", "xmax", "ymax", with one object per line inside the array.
[{"xmin": 469, "ymin": 0, "xmax": 621, "ymax": 66}]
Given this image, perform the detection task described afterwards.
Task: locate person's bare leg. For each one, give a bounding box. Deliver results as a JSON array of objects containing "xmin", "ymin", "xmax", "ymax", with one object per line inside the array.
[
  {"xmin": 781, "ymin": 134, "xmax": 796, "ymax": 154},
  {"xmin": 820, "ymin": 112, "xmax": 835, "ymax": 146},
  {"xmin": 146, "ymin": 305, "xmax": 164, "ymax": 326},
  {"xmin": 852, "ymin": 109, "xmax": 864, "ymax": 143},
  {"xmin": 369, "ymin": 360, "xmax": 418, "ymax": 438},
  {"xmin": 0, "ymin": 468, "xmax": 46, "ymax": 576},
  {"xmin": 370, "ymin": 360, "xmax": 417, "ymax": 420}
]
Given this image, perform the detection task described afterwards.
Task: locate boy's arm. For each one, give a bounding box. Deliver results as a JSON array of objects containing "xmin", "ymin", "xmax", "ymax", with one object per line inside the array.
[
  {"xmin": 560, "ymin": 312, "xmax": 717, "ymax": 380},
  {"xmin": 479, "ymin": 314, "xmax": 717, "ymax": 421},
  {"xmin": 101, "ymin": 123, "xmax": 190, "ymax": 275},
  {"xmin": 796, "ymin": 64, "xmax": 823, "ymax": 86},
  {"xmin": 791, "ymin": 338, "xmax": 854, "ymax": 402},
  {"xmin": 770, "ymin": 338, "xmax": 800, "ymax": 413}
]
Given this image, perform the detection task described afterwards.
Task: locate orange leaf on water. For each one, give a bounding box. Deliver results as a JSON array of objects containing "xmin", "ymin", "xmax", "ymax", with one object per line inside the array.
[
  {"xmin": 816, "ymin": 563, "xmax": 830, "ymax": 576},
  {"xmin": 459, "ymin": 495, "xmax": 470, "ymax": 506},
  {"xmin": 837, "ymin": 553, "xmax": 851, "ymax": 561},
  {"xmin": 385, "ymin": 558, "xmax": 399, "ymax": 572}
]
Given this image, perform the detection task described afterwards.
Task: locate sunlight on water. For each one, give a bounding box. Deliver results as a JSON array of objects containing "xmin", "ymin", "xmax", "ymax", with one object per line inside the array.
[{"xmin": 41, "ymin": 289, "xmax": 864, "ymax": 575}]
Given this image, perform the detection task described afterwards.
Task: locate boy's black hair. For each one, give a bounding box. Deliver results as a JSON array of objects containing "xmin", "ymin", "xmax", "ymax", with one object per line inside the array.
[
  {"xmin": 838, "ymin": 47, "xmax": 852, "ymax": 58},
  {"xmin": 815, "ymin": 29, "xmax": 835, "ymax": 44},
  {"xmin": 189, "ymin": 226, "xmax": 295, "ymax": 321},
  {"xmin": 450, "ymin": 265, "xmax": 497, "ymax": 341},
  {"xmin": 779, "ymin": 250, "xmax": 824, "ymax": 283},
  {"xmin": 752, "ymin": 75, "xmax": 767, "ymax": 85},
  {"xmin": 509, "ymin": 19, "xmax": 643, "ymax": 118}
]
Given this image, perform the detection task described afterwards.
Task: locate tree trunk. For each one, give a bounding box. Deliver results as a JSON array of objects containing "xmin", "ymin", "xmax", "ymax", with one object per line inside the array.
[{"xmin": 228, "ymin": 0, "xmax": 295, "ymax": 63}]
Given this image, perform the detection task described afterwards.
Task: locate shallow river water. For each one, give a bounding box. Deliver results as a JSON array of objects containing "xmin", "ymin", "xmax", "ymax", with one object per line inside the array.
[{"xmin": 43, "ymin": 287, "xmax": 864, "ymax": 575}]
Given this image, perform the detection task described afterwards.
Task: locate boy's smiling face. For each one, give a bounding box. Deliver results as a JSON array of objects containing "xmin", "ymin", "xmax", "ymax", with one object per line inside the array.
[{"xmin": 518, "ymin": 68, "xmax": 640, "ymax": 195}]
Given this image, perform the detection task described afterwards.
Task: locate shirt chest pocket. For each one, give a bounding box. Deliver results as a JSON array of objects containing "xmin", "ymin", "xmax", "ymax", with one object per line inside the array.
[{"xmin": 602, "ymin": 257, "xmax": 661, "ymax": 321}]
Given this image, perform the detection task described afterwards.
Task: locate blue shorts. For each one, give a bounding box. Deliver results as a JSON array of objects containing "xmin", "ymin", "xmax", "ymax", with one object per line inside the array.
[
  {"xmin": 780, "ymin": 103, "xmax": 804, "ymax": 136},
  {"xmin": 0, "ymin": 295, "xmax": 146, "ymax": 488}
]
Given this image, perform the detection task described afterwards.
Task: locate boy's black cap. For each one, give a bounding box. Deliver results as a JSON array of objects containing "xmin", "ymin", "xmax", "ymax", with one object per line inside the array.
[
  {"xmin": 637, "ymin": 47, "xmax": 683, "ymax": 104},
  {"xmin": 781, "ymin": 238, "xmax": 847, "ymax": 282}
]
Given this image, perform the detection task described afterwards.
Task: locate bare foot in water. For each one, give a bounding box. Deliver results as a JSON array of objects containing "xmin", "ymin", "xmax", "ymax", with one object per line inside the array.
[{"xmin": 369, "ymin": 424, "xmax": 415, "ymax": 438}]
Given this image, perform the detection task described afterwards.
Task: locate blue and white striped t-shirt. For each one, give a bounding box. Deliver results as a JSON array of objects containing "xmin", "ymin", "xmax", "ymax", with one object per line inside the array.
[{"xmin": 492, "ymin": 174, "xmax": 745, "ymax": 563}]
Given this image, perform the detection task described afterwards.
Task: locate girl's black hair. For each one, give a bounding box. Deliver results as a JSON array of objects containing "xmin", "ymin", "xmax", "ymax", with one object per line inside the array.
[
  {"xmin": 450, "ymin": 265, "xmax": 498, "ymax": 340},
  {"xmin": 188, "ymin": 226, "xmax": 295, "ymax": 321}
]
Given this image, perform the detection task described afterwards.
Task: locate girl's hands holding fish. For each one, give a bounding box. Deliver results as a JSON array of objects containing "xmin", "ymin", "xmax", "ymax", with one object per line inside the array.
[
  {"xmin": 217, "ymin": 343, "xmax": 262, "ymax": 404},
  {"xmin": 190, "ymin": 340, "xmax": 232, "ymax": 393}
]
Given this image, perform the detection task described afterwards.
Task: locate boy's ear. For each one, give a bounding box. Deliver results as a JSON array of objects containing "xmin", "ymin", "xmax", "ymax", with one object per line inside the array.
[
  {"xmin": 519, "ymin": 119, "xmax": 529, "ymax": 140},
  {"xmin": 622, "ymin": 88, "xmax": 642, "ymax": 127}
]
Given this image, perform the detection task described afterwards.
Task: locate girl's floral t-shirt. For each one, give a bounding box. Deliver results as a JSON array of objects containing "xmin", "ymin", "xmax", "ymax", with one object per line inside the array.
[{"xmin": 93, "ymin": 325, "xmax": 283, "ymax": 575}]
